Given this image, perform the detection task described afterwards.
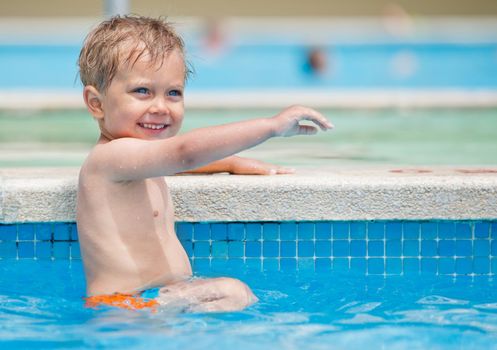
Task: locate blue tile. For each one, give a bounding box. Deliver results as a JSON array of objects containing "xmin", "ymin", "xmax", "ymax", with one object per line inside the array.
[
  {"xmin": 246, "ymin": 241, "xmax": 261, "ymax": 257},
  {"xmin": 350, "ymin": 222, "xmax": 366, "ymax": 239},
  {"xmin": 226, "ymin": 258, "xmax": 244, "ymax": 270},
  {"xmin": 439, "ymin": 258, "xmax": 455, "ymax": 274},
  {"xmin": 18, "ymin": 224, "xmax": 35, "ymax": 240},
  {"xmin": 0, "ymin": 242, "xmax": 17, "ymax": 258},
  {"xmin": 298, "ymin": 241, "xmax": 314, "ymax": 257},
  {"xmin": 455, "ymin": 258, "xmax": 472, "ymax": 275},
  {"xmin": 71, "ymin": 242, "xmax": 81, "ymax": 259},
  {"xmin": 298, "ymin": 258, "xmax": 315, "ymax": 271},
  {"xmin": 492, "ymin": 223, "xmax": 497, "ymax": 239},
  {"xmin": 386, "ymin": 223, "xmax": 402, "ymax": 239},
  {"xmin": 315, "ymin": 222, "xmax": 332, "ymax": 239},
  {"xmin": 368, "ymin": 222, "xmax": 384, "ymax": 239},
  {"xmin": 368, "ymin": 258, "xmax": 384, "ymax": 274},
  {"xmin": 403, "ymin": 258, "xmax": 420, "ymax": 274},
  {"xmin": 316, "ymin": 258, "xmax": 332, "ymax": 271},
  {"xmin": 281, "ymin": 241, "xmax": 296, "ymax": 257},
  {"xmin": 492, "ymin": 258, "xmax": 497, "ymax": 274},
  {"xmin": 227, "ymin": 223, "xmax": 245, "ymax": 240},
  {"xmin": 421, "ymin": 240, "xmax": 437, "ymax": 257},
  {"xmin": 386, "ymin": 240, "xmax": 401, "ymax": 257},
  {"xmin": 474, "ymin": 240, "xmax": 490, "ymax": 257},
  {"xmin": 298, "ymin": 223, "xmax": 314, "ymax": 240},
  {"xmin": 492, "ymin": 240, "xmax": 497, "ymax": 255},
  {"xmin": 193, "ymin": 258, "xmax": 210, "ymax": 271},
  {"xmin": 181, "ymin": 240, "xmax": 193, "ymax": 257},
  {"xmin": 333, "ymin": 240, "xmax": 349, "ymax": 257},
  {"xmin": 54, "ymin": 224, "xmax": 71, "ymax": 241},
  {"xmin": 333, "ymin": 258, "xmax": 349, "ymax": 272},
  {"xmin": 420, "ymin": 258, "xmax": 437, "ymax": 274},
  {"xmin": 53, "ymin": 242, "xmax": 70, "ymax": 259},
  {"xmin": 475, "ymin": 222, "xmax": 490, "ymax": 238},
  {"xmin": 211, "ymin": 241, "xmax": 228, "ymax": 257},
  {"xmin": 246, "ymin": 223, "xmax": 262, "ymax": 240},
  {"xmin": 280, "ymin": 258, "xmax": 297, "ymax": 271},
  {"xmin": 368, "ymin": 241, "xmax": 384, "ymax": 257},
  {"xmin": 211, "ymin": 223, "xmax": 227, "ymax": 240},
  {"xmin": 0, "ymin": 225, "xmax": 17, "ymax": 241},
  {"xmin": 350, "ymin": 258, "xmax": 367, "ymax": 273},
  {"xmin": 280, "ymin": 222, "xmax": 297, "ymax": 240},
  {"xmin": 386, "ymin": 258, "xmax": 402, "ymax": 274},
  {"xmin": 474, "ymin": 257, "xmax": 490, "ymax": 274},
  {"xmin": 421, "ymin": 222, "xmax": 437, "ymax": 239},
  {"xmin": 315, "ymin": 240, "xmax": 331, "ymax": 257},
  {"xmin": 263, "ymin": 223, "xmax": 279, "ymax": 240},
  {"xmin": 403, "ymin": 222, "xmax": 420, "ymax": 239},
  {"xmin": 333, "ymin": 222, "xmax": 349, "ymax": 239},
  {"xmin": 211, "ymin": 258, "xmax": 229, "ymax": 270},
  {"xmin": 456, "ymin": 223, "xmax": 472, "ymax": 239},
  {"xmin": 350, "ymin": 240, "xmax": 366, "ymax": 257},
  {"xmin": 455, "ymin": 240, "xmax": 472, "ymax": 256},
  {"xmin": 36, "ymin": 224, "xmax": 52, "ymax": 241},
  {"xmin": 263, "ymin": 258, "xmax": 279, "ymax": 271},
  {"xmin": 18, "ymin": 242, "xmax": 34, "ymax": 258},
  {"xmin": 263, "ymin": 241, "xmax": 279, "ymax": 257},
  {"xmin": 228, "ymin": 241, "xmax": 244, "ymax": 257},
  {"xmin": 69, "ymin": 224, "xmax": 78, "ymax": 241},
  {"xmin": 193, "ymin": 223, "xmax": 210, "ymax": 240},
  {"xmin": 176, "ymin": 223, "xmax": 193, "ymax": 240},
  {"xmin": 36, "ymin": 242, "xmax": 52, "ymax": 259},
  {"xmin": 403, "ymin": 240, "xmax": 419, "ymax": 256},
  {"xmin": 438, "ymin": 222, "xmax": 455, "ymax": 239},
  {"xmin": 193, "ymin": 241, "xmax": 210, "ymax": 257},
  {"xmin": 438, "ymin": 240, "xmax": 455, "ymax": 257}
]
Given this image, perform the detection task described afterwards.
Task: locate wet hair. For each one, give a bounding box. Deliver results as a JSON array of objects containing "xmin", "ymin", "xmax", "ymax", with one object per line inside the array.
[{"xmin": 78, "ymin": 15, "xmax": 191, "ymax": 92}]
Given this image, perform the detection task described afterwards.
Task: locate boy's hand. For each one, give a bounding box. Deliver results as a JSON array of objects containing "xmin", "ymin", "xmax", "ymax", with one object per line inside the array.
[
  {"xmin": 229, "ymin": 156, "xmax": 295, "ymax": 175},
  {"xmin": 271, "ymin": 105, "xmax": 333, "ymax": 137}
]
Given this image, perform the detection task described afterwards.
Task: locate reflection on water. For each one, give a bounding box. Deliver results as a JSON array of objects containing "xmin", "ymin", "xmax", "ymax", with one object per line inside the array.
[{"xmin": 1, "ymin": 261, "xmax": 497, "ymax": 348}]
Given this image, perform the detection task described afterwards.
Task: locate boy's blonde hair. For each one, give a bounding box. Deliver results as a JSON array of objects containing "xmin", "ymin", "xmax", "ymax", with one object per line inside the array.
[{"xmin": 79, "ymin": 15, "xmax": 190, "ymax": 92}]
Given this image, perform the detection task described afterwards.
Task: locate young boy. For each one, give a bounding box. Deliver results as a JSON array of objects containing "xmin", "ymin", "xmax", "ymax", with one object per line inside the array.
[{"xmin": 76, "ymin": 15, "xmax": 333, "ymax": 313}]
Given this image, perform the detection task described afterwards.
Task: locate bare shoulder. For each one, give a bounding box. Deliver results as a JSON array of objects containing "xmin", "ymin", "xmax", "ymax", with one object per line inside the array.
[{"xmin": 80, "ymin": 138, "xmax": 149, "ymax": 180}]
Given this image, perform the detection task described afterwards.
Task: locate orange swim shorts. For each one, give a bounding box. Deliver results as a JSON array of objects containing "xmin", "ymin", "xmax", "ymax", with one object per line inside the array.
[{"xmin": 85, "ymin": 288, "xmax": 160, "ymax": 311}]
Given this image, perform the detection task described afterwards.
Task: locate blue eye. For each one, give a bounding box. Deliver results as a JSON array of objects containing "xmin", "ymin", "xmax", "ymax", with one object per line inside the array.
[
  {"xmin": 168, "ymin": 89, "xmax": 183, "ymax": 97},
  {"xmin": 134, "ymin": 87, "xmax": 149, "ymax": 94}
]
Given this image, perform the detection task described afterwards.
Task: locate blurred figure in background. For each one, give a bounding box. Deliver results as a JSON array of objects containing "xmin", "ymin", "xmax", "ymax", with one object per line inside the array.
[
  {"xmin": 202, "ymin": 17, "xmax": 229, "ymax": 58},
  {"xmin": 303, "ymin": 47, "xmax": 330, "ymax": 77}
]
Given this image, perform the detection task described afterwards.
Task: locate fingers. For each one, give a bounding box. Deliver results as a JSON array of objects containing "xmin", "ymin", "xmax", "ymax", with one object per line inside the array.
[
  {"xmin": 297, "ymin": 125, "xmax": 318, "ymax": 135},
  {"xmin": 285, "ymin": 105, "xmax": 333, "ymax": 131}
]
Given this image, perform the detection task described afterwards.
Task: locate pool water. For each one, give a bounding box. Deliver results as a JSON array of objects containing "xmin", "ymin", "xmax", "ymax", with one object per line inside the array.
[
  {"xmin": 1, "ymin": 108, "xmax": 497, "ymax": 167},
  {"xmin": 1, "ymin": 260, "xmax": 497, "ymax": 349}
]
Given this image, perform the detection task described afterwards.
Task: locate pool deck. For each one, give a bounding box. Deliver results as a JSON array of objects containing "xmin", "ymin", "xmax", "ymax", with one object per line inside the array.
[{"xmin": 1, "ymin": 167, "xmax": 496, "ymax": 223}]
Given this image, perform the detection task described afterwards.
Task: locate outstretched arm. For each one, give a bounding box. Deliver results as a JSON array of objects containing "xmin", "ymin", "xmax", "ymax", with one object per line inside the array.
[{"xmin": 93, "ymin": 105, "xmax": 333, "ymax": 181}]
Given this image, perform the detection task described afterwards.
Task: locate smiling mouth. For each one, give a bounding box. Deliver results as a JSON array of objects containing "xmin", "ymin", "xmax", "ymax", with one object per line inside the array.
[{"xmin": 139, "ymin": 123, "xmax": 168, "ymax": 130}]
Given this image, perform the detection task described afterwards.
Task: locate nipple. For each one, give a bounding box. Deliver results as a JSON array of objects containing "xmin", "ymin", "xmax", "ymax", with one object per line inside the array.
[{"xmin": 153, "ymin": 210, "xmax": 159, "ymax": 217}]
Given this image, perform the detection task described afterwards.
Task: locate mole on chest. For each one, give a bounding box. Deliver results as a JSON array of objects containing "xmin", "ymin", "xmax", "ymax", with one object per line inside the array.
[{"xmin": 153, "ymin": 210, "xmax": 159, "ymax": 217}]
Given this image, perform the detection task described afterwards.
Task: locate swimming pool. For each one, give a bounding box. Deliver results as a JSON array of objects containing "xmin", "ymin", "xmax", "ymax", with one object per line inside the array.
[{"xmin": 1, "ymin": 220, "xmax": 497, "ymax": 348}]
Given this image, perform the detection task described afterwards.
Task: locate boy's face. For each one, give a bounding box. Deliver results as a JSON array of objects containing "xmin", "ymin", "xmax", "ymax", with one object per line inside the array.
[{"xmin": 91, "ymin": 49, "xmax": 185, "ymax": 141}]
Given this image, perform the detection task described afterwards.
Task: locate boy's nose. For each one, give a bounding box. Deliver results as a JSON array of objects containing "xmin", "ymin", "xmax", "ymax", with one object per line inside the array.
[{"xmin": 149, "ymin": 97, "xmax": 170, "ymax": 115}]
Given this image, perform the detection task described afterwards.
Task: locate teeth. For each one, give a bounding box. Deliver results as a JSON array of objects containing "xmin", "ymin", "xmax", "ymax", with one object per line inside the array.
[{"xmin": 141, "ymin": 123, "xmax": 166, "ymax": 130}]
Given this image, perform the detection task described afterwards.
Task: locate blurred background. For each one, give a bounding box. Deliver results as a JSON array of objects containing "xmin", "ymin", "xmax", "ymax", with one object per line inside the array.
[{"xmin": 0, "ymin": 0, "xmax": 496, "ymax": 168}]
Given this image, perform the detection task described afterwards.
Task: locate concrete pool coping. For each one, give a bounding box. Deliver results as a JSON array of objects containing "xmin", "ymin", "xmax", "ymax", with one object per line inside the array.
[{"xmin": 1, "ymin": 167, "xmax": 496, "ymax": 223}]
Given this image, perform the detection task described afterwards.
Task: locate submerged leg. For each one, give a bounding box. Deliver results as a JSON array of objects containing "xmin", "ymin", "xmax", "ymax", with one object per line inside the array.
[{"xmin": 157, "ymin": 277, "xmax": 258, "ymax": 312}]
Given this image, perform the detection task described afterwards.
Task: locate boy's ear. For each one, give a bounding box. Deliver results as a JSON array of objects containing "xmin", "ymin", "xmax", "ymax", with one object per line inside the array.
[{"xmin": 83, "ymin": 86, "xmax": 104, "ymax": 120}]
